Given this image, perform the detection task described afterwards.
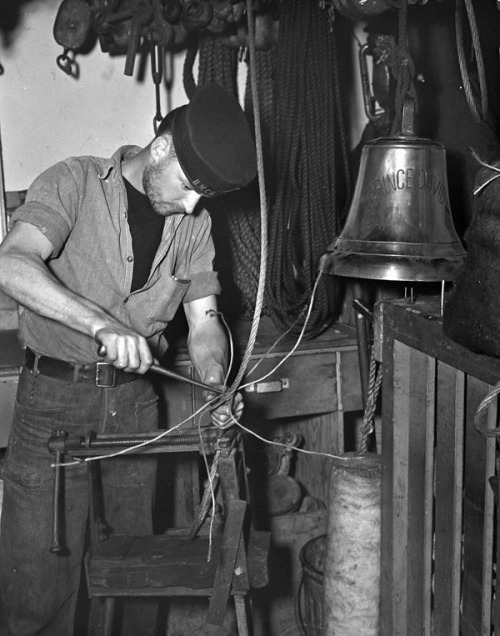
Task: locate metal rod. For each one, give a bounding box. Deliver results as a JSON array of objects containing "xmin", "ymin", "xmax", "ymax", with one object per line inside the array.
[
  {"xmin": 96, "ymin": 343, "xmax": 224, "ymax": 394},
  {"xmin": 50, "ymin": 449, "xmax": 64, "ymax": 554},
  {"xmin": 149, "ymin": 364, "xmax": 224, "ymax": 394},
  {"xmin": 48, "ymin": 429, "xmax": 220, "ymax": 454}
]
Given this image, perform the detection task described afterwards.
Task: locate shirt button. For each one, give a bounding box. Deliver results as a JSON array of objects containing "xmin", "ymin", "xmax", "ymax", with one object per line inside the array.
[
  {"xmin": 124, "ymin": 298, "xmax": 129, "ymax": 304},
  {"xmin": 127, "ymin": 256, "xmax": 133, "ymax": 262}
]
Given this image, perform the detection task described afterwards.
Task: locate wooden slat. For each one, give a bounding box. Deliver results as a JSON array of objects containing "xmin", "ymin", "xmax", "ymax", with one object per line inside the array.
[
  {"xmin": 375, "ymin": 299, "xmax": 500, "ymax": 385},
  {"xmin": 377, "ymin": 298, "xmax": 499, "ymax": 636},
  {"xmin": 207, "ymin": 499, "xmax": 247, "ymax": 626},
  {"xmin": 422, "ymin": 357, "xmax": 436, "ymax": 636},
  {"xmin": 433, "ymin": 362, "xmax": 465, "ymax": 636},
  {"xmin": 481, "ymin": 412, "xmax": 495, "ymax": 636},
  {"xmin": 384, "ymin": 338, "xmax": 412, "ymax": 636},
  {"xmin": 380, "ymin": 320, "xmax": 397, "ymax": 636},
  {"xmin": 460, "ymin": 376, "xmax": 495, "ymax": 636},
  {"xmin": 406, "ymin": 350, "xmax": 435, "ymax": 636}
]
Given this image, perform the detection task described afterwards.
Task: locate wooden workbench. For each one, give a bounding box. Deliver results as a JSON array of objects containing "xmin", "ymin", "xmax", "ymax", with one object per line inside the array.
[{"xmin": 375, "ymin": 297, "xmax": 500, "ymax": 636}]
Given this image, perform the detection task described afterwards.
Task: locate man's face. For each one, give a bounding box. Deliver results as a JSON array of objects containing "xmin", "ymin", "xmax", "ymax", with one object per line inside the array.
[{"xmin": 143, "ymin": 154, "xmax": 201, "ymax": 217}]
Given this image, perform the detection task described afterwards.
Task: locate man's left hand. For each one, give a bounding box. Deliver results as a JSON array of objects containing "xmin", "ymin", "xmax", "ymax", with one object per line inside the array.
[{"xmin": 202, "ymin": 387, "xmax": 244, "ymax": 429}]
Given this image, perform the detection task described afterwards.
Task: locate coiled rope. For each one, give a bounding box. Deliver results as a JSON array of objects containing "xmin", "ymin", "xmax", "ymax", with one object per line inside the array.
[{"xmin": 264, "ymin": 0, "xmax": 348, "ymax": 339}]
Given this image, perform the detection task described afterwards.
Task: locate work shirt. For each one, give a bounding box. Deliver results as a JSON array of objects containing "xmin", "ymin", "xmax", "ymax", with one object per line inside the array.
[{"xmin": 11, "ymin": 146, "xmax": 221, "ymax": 363}]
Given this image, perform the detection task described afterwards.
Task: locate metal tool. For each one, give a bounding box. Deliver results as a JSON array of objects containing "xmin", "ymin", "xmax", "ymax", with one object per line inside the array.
[
  {"xmin": 47, "ymin": 427, "xmax": 225, "ymax": 553},
  {"xmin": 148, "ymin": 363, "xmax": 224, "ymax": 394},
  {"xmin": 97, "ymin": 343, "xmax": 224, "ymax": 395}
]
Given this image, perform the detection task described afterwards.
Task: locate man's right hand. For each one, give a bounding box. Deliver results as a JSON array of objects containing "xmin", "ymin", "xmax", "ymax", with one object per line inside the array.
[{"xmin": 93, "ymin": 326, "xmax": 153, "ymax": 374}]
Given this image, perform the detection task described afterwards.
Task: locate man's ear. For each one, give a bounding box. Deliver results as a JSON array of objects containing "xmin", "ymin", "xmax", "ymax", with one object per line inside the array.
[{"xmin": 150, "ymin": 134, "xmax": 173, "ymax": 163}]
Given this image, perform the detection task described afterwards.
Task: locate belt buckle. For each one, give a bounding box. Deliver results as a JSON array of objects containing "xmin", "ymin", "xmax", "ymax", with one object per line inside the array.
[{"xmin": 95, "ymin": 362, "xmax": 116, "ymax": 388}]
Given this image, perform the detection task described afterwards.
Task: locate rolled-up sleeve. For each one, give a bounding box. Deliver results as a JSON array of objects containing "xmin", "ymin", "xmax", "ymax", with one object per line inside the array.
[
  {"xmin": 11, "ymin": 162, "xmax": 79, "ymax": 256},
  {"xmin": 177, "ymin": 210, "xmax": 221, "ymax": 303}
]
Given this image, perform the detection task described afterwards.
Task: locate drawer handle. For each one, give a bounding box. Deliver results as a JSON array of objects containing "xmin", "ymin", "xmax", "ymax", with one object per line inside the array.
[{"xmin": 245, "ymin": 379, "xmax": 290, "ymax": 394}]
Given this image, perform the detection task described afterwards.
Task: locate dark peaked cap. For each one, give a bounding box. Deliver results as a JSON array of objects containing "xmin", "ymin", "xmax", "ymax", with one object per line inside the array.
[{"xmin": 170, "ymin": 84, "xmax": 257, "ymax": 197}]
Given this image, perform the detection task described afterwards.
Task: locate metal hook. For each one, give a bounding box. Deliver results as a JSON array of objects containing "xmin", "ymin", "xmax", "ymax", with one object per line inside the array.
[
  {"xmin": 151, "ymin": 44, "xmax": 164, "ymax": 133},
  {"xmin": 56, "ymin": 49, "xmax": 79, "ymax": 78}
]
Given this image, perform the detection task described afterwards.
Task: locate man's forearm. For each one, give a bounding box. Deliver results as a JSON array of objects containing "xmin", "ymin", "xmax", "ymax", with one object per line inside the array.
[
  {"xmin": 0, "ymin": 250, "xmax": 120, "ymax": 339},
  {"xmin": 187, "ymin": 319, "xmax": 229, "ymax": 386}
]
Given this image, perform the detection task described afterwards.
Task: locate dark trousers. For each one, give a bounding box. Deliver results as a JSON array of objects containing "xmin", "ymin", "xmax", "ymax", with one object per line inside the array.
[{"xmin": 0, "ymin": 367, "xmax": 159, "ymax": 636}]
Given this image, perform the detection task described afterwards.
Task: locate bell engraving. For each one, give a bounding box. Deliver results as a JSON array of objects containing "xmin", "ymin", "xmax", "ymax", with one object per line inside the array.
[{"xmin": 323, "ymin": 134, "xmax": 466, "ymax": 282}]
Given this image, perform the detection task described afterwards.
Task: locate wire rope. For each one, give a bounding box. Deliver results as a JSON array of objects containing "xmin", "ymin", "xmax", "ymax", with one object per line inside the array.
[{"xmin": 455, "ymin": 0, "xmax": 488, "ymax": 124}]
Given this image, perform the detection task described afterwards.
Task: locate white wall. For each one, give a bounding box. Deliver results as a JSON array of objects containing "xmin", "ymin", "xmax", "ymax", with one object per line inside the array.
[
  {"xmin": 0, "ymin": 0, "xmax": 190, "ymax": 191},
  {"xmin": 0, "ymin": 1, "xmax": 367, "ymax": 193}
]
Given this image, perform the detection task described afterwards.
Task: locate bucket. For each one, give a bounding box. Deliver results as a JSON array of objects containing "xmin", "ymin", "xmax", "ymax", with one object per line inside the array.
[{"xmin": 298, "ymin": 534, "xmax": 326, "ymax": 636}]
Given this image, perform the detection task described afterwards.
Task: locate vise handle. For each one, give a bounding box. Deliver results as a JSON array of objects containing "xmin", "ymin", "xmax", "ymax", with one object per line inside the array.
[{"xmin": 48, "ymin": 430, "xmax": 68, "ymax": 554}]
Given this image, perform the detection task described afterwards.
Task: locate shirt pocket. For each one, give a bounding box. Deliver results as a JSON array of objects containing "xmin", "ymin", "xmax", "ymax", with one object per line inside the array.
[{"xmin": 126, "ymin": 275, "xmax": 191, "ymax": 337}]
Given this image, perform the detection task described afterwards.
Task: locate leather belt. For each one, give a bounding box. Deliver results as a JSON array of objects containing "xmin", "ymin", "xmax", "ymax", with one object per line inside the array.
[{"xmin": 24, "ymin": 347, "xmax": 138, "ymax": 388}]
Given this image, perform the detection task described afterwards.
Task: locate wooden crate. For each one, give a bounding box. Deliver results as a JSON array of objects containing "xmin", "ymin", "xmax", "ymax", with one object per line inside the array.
[{"xmin": 375, "ymin": 297, "xmax": 500, "ymax": 636}]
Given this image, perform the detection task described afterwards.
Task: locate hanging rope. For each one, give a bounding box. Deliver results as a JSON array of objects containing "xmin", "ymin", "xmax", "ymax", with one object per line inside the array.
[
  {"xmin": 220, "ymin": 47, "xmax": 276, "ymax": 317},
  {"xmin": 244, "ymin": 46, "xmax": 277, "ymax": 194},
  {"xmin": 189, "ymin": 448, "xmax": 220, "ymax": 540},
  {"xmin": 197, "ymin": 30, "xmax": 239, "ymax": 93},
  {"xmin": 359, "ymin": 348, "xmax": 382, "ymax": 455},
  {"xmin": 455, "ymin": 0, "xmax": 488, "ymax": 124},
  {"xmin": 189, "ymin": 0, "xmax": 270, "ymax": 535},
  {"xmin": 264, "ymin": 0, "xmax": 346, "ymax": 339}
]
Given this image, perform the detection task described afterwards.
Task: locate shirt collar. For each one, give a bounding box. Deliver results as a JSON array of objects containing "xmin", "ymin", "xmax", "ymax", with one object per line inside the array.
[{"xmin": 98, "ymin": 145, "xmax": 141, "ymax": 180}]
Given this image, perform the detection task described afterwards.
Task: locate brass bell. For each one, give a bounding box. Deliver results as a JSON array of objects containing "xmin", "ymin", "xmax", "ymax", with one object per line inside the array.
[{"xmin": 323, "ymin": 102, "xmax": 466, "ymax": 282}]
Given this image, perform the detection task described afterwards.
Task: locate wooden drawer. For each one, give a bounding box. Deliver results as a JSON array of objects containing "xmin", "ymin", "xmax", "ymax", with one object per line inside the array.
[
  {"xmin": 159, "ymin": 320, "xmax": 362, "ymax": 426},
  {"xmin": 238, "ymin": 350, "xmax": 338, "ymax": 419}
]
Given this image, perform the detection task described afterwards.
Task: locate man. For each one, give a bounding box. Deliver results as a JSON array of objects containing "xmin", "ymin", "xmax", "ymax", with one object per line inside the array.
[{"xmin": 0, "ymin": 83, "xmax": 256, "ymax": 635}]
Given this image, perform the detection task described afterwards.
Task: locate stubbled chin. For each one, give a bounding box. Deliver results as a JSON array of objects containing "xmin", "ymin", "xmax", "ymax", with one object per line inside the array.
[{"xmin": 151, "ymin": 202, "xmax": 186, "ymax": 216}]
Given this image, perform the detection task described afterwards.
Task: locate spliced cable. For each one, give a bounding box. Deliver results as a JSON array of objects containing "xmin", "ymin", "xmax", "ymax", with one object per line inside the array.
[
  {"xmin": 244, "ymin": 311, "xmax": 305, "ymax": 378},
  {"xmin": 471, "ymin": 148, "xmax": 500, "ymax": 195},
  {"xmin": 222, "ymin": 0, "xmax": 268, "ymax": 401},
  {"xmin": 240, "ymin": 270, "xmax": 323, "ymax": 392},
  {"xmin": 232, "ymin": 417, "xmax": 368, "ymax": 464}
]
